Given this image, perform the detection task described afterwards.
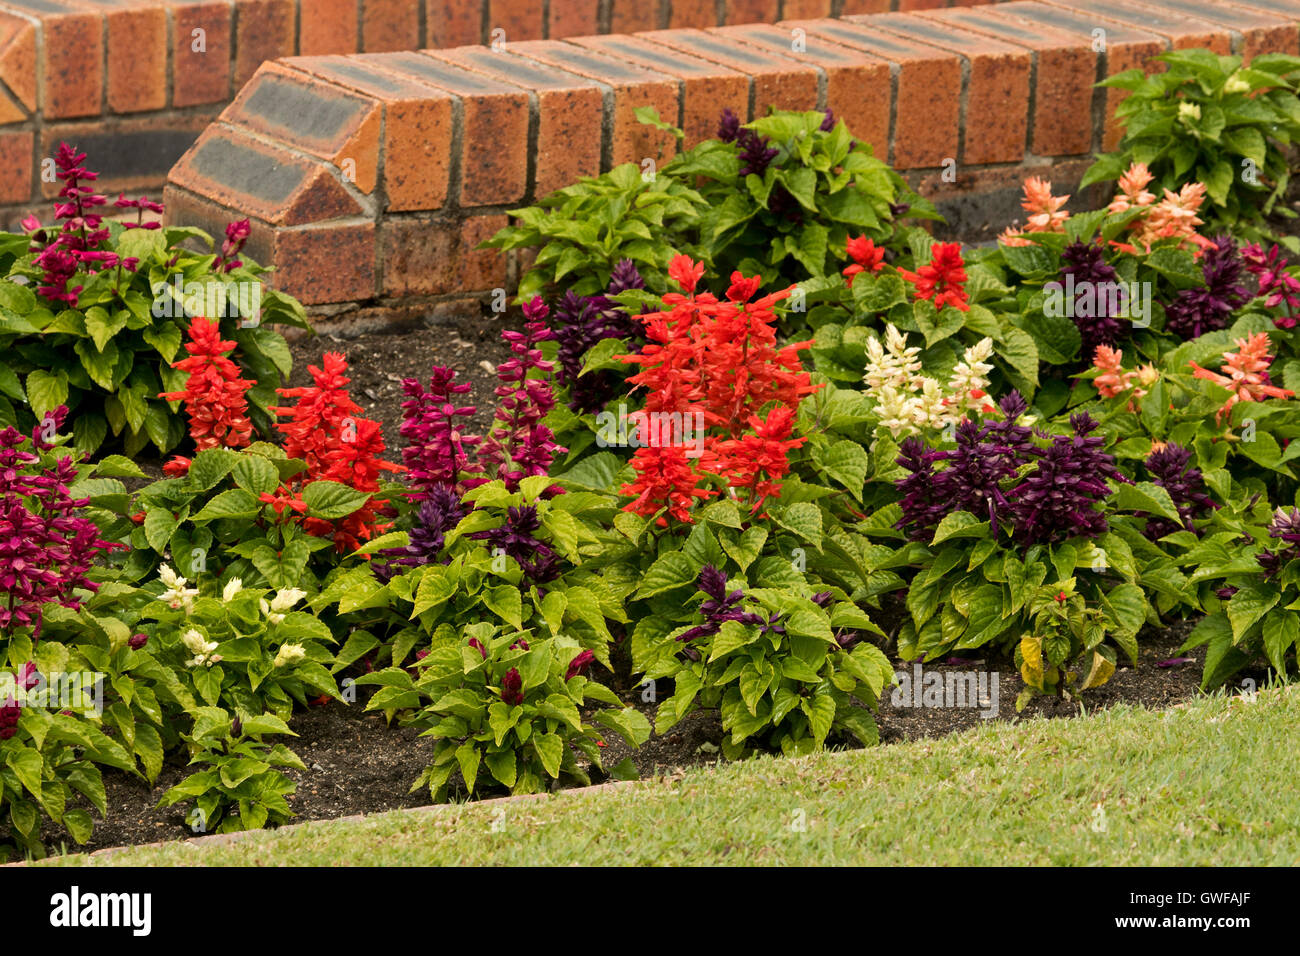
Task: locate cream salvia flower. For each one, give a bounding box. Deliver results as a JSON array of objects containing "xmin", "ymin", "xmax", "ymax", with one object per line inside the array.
[
  {"xmin": 1224, "ymin": 73, "xmax": 1250, "ymax": 95},
  {"xmin": 1178, "ymin": 101, "xmax": 1202, "ymax": 122},
  {"xmin": 158, "ymin": 563, "xmax": 199, "ymax": 613},
  {"xmin": 181, "ymin": 629, "xmax": 220, "ymax": 668},
  {"xmin": 865, "ymin": 326, "xmax": 1001, "ymax": 436},
  {"xmin": 260, "ymin": 587, "xmax": 307, "ymax": 624},
  {"xmin": 222, "ymin": 577, "xmax": 244, "ymax": 603},
  {"xmin": 273, "ymin": 644, "xmax": 306, "ymax": 669}
]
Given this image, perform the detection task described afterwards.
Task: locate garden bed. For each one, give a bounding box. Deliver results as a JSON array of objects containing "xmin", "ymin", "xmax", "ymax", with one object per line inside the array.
[{"xmin": 50, "ymin": 619, "xmax": 1218, "ymax": 856}]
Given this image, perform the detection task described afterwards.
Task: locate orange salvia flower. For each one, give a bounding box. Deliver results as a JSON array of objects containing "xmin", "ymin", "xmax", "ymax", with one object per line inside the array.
[{"xmin": 1189, "ymin": 332, "xmax": 1295, "ymax": 423}]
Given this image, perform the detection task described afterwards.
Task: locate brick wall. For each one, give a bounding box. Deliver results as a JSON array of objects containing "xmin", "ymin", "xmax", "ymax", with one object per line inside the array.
[
  {"xmin": 0, "ymin": 0, "xmax": 1013, "ymax": 224},
  {"xmin": 158, "ymin": 0, "xmax": 1300, "ymax": 320}
]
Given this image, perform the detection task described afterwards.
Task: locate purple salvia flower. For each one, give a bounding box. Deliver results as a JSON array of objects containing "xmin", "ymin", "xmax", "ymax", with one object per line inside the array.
[
  {"xmin": 469, "ymin": 504, "xmax": 562, "ymax": 584},
  {"xmin": 1141, "ymin": 443, "xmax": 1216, "ymax": 540},
  {"xmin": 1060, "ymin": 240, "xmax": 1123, "ymax": 356},
  {"xmin": 1164, "ymin": 235, "xmax": 1251, "ymax": 340}
]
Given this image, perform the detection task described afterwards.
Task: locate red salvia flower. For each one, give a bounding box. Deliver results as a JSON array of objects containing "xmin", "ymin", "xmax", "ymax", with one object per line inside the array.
[
  {"xmin": 269, "ymin": 352, "xmax": 401, "ymax": 552},
  {"xmin": 159, "ymin": 317, "xmax": 256, "ymax": 455},
  {"xmin": 621, "ymin": 444, "xmax": 716, "ymax": 526},
  {"xmin": 898, "ymin": 241, "xmax": 970, "ymax": 312},
  {"xmin": 842, "ymin": 235, "xmax": 886, "ymax": 287},
  {"xmin": 706, "ymin": 405, "xmax": 807, "ymax": 513}
]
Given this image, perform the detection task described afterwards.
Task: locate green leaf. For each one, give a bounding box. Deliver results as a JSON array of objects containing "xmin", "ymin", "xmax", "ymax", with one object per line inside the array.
[
  {"xmin": 637, "ymin": 551, "xmax": 697, "ymax": 598},
  {"xmin": 83, "ymin": 306, "xmax": 128, "ymax": 351},
  {"xmin": 813, "ymin": 440, "xmax": 870, "ymax": 500},
  {"xmin": 773, "ymin": 501, "xmax": 823, "ymax": 550},
  {"xmin": 1115, "ymin": 481, "xmax": 1182, "ymax": 522},
  {"xmin": 1227, "ymin": 585, "xmax": 1280, "ymax": 643},
  {"xmin": 533, "ymin": 732, "xmax": 564, "ymax": 778},
  {"xmin": 931, "ymin": 511, "xmax": 986, "ymax": 545},
  {"xmin": 1261, "ymin": 612, "xmax": 1299, "ymax": 675},
  {"xmin": 25, "ymin": 369, "xmax": 68, "ymax": 419},
  {"xmin": 302, "ymin": 481, "xmax": 369, "ymax": 519},
  {"xmin": 193, "ymin": 488, "xmax": 260, "ymax": 521},
  {"xmin": 483, "ymin": 585, "xmax": 524, "ymax": 629}
]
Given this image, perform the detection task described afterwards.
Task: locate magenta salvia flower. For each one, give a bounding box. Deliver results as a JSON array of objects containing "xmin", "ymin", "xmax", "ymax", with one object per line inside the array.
[
  {"xmin": 217, "ymin": 218, "xmax": 252, "ymax": 273},
  {"xmin": 500, "ymin": 667, "xmax": 524, "ymax": 706},
  {"xmin": 114, "ymin": 192, "xmax": 164, "ymax": 230},
  {"xmin": 398, "ymin": 366, "xmax": 482, "ymax": 496},
  {"xmin": 1010, "ymin": 413, "xmax": 1129, "ymax": 544},
  {"xmin": 0, "ymin": 417, "xmax": 125, "ymax": 638},
  {"xmin": 0, "ymin": 697, "xmax": 19, "ymax": 739},
  {"xmin": 1142, "ymin": 443, "xmax": 1216, "ymax": 539},
  {"xmin": 474, "ymin": 297, "xmax": 566, "ymax": 492},
  {"xmin": 564, "ymin": 649, "xmax": 596, "ymax": 681},
  {"xmin": 1242, "ymin": 242, "xmax": 1300, "ymax": 329},
  {"xmin": 27, "ymin": 143, "xmax": 121, "ymax": 306}
]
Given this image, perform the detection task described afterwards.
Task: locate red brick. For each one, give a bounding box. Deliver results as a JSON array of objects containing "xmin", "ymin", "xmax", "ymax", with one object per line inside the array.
[
  {"xmin": 780, "ymin": 0, "xmax": 832, "ymax": 19},
  {"xmin": 360, "ymin": 51, "xmax": 531, "ymax": 206},
  {"xmin": 488, "ymin": 0, "xmax": 544, "ymax": 42},
  {"xmin": 170, "ymin": 125, "xmax": 363, "ymax": 226},
  {"xmin": 0, "ymin": 13, "xmax": 36, "ymax": 112},
  {"xmin": 785, "ymin": 18, "xmax": 960, "ymax": 168},
  {"xmin": 668, "ymin": 1, "xmax": 716, "ymax": 29},
  {"xmin": 224, "ymin": 63, "xmax": 382, "ymax": 194},
  {"xmin": 3, "ymin": 0, "xmax": 104, "ymax": 120},
  {"xmin": 721, "ymin": 22, "xmax": 892, "ymax": 154},
  {"xmin": 571, "ymin": 33, "xmax": 749, "ymax": 148},
  {"xmin": 723, "ymin": 0, "xmax": 778, "ymax": 25},
  {"xmin": 106, "ymin": 6, "xmax": 167, "ymax": 113},
  {"xmin": 0, "ymin": 129, "xmax": 32, "ymax": 202},
  {"xmin": 897, "ymin": 0, "xmax": 948, "ymax": 9},
  {"xmin": 920, "ymin": 6, "xmax": 1098, "ymax": 156},
  {"xmin": 995, "ymin": 1, "xmax": 1166, "ymax": 150},
  {"xmin": 380, "ymin": 217, "xmax": 456, "ymax": 295},
  {"xmin": 0, "ymin": 88, "xmax": 21, "ymax": 124},
  {"xmin": 548, "ymin": 0, "xmax": 599, "ymax": 38},
  {"xmin": 1121, "ymin": 0, "xmax": 1297, "ymax": 57},
  {"xmin": 455, "ymin": 214, "xmax": 508, "ymax": 291},
  {"xmin": 234, "ymin": 0, "xmax": 296, "ymax": 88},
  {"xmin": 171, "ymin": 1, "xmax": 233, "ymax": 107},
  {"xmin": 299, "ymin": 0, "xmax": 359, "ymax": 55},
  {"xmin": 275, "ymin": 221, "xmax": 377, "ymax": 304},
  {"xmin": 648, "ymin": 27, "xmax": 820, "ymax": 116},
  {"xmin": 429, "ymin": 0, "xmax": 481, "ymax": 47},
  {"xmin": 839, "ymin": 0, "xmax": 892, "ymax": 11},
  {"xmin": 362, "ymin": 0, "xmax": 419, "ymax": 51},
  {"xmin": 510, "ymin": 39, "xmax": 679, "ymax": 166},
  {"xmin": 1038, "ymin": 0, "xmax": 1231, "ymax": 54},
  {"xmin": 867, "ymin": 13, "xmax": 1031, "ymax": 165},
  {"xmin": 282, "ymin": 54, "xmax": 455, "ymax": 211},
  {"xmin": 438, "ymin": 45, "xmax": 605, "ymax": 193},
  {"xmin": 610, "ymin": 1, "xmax": 658, "ymax": 33}
]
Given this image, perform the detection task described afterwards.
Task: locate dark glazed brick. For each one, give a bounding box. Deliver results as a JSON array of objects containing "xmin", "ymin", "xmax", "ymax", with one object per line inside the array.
[
  {"xmin": 42, "ymin": 113, "xmax": 217, "ymax": 198},
  {"xmin": 1121, "ymin": 0, "xmax": 1297, "ymax": 57},
  {"xmin": 235, "ymin": 72, "xmax": 373, "ymax": 153},
  {"xmin": 173, "ymin": 128, "xmax": 362, "ymax": 225},
  {"xmin": 1038, "ymin": 0, "xmax": 1230, "ymax": 53}
]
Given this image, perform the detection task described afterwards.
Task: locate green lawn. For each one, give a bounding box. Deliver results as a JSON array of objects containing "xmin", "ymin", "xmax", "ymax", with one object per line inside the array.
[{"xmin": 43, "ymin": 685, "xmax": 1300, "ymax": 866}]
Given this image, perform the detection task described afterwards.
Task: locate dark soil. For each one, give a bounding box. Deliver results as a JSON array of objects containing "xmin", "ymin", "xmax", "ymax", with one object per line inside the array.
[
  {"xmin": 44, "ymin": 615, "xmax": 1245, "ymax": 858},
  {"xmin": 284, "ymin": 312, "xmax": 521, "ymax": 456}
]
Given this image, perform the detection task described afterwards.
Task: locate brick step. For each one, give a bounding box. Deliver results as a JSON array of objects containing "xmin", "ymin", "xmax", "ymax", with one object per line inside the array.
[
  {"xmin": 0, "ymin": 0, "xmax": 1015, "ymax": 220},
  {"xmin": 160, "ymin": 0, "xmax": 1300, "ymax": 314}
]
